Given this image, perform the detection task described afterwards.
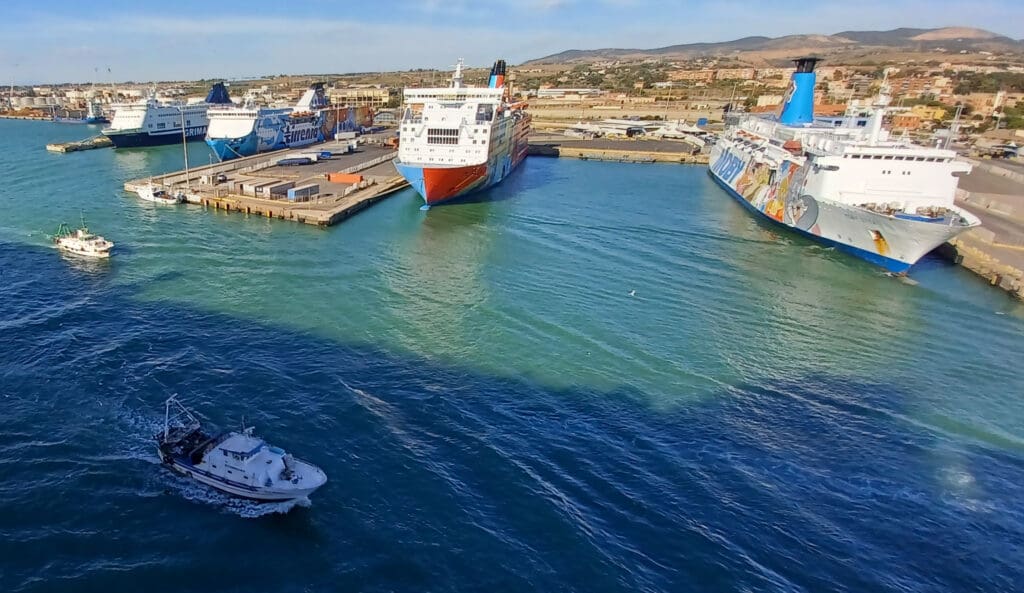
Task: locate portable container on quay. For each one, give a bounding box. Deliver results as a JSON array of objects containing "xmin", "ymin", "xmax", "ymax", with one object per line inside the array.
[
  {"xmin": 261, "ymin": 181, "xmax": 295, "ymax": 198},
  {"xmin": 287, "ymin": 183, "xmax": 319, "ymax": 201},
  {"xmin": 240, "ymin": 181, "xmax": 269, "ymax": 196},
  {"xmin": 326, "ymin": 173, "xmax": 363, "ymax": 184}
]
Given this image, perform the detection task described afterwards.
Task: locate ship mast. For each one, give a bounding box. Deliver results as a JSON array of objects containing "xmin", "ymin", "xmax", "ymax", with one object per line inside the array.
[
  {"xmin": 868, "ymin": 68, "xmax": 893, "ymax": 146},
  {"xmin": 8, "ymin": 63, "xmax": 15, "ymax": 111},
  {"xmin": 451, "ymin": 58, "xmax": 464, "ymax": 89}
]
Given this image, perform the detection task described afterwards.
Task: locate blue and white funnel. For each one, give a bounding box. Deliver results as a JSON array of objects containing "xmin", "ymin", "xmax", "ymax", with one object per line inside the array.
[{"xmin": 779, "ymin": 57, "xmax": 819, "ymax": 126}]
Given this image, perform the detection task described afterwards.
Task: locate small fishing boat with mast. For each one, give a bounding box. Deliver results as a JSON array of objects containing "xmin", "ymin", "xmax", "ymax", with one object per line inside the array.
[
  {"xmin": 155, "ymin": 397, "xmax": 328, "ymax": 502},
  {"xmin": 135, "ymin": 182, "xmax": 184, "ymax": 205},
  {"xmin": 52, "ymin": 215, "xmax": 113, "ymax": 258}
]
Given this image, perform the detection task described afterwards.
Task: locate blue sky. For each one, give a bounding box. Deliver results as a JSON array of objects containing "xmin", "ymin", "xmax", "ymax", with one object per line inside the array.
[{"xmin": 0, "ymin": 0, "xmax": 1021, "ymax": 83}]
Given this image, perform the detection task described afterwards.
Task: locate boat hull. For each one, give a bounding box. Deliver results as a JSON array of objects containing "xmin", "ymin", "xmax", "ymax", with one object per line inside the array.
[
  {"xmin": 395, "ymin": 162, "xmax": 495, "ymax": 205},
  {"xmin": 159, "ymin": 452, "xmax": 323, "ymax": 502},
  {"xmin": 396, "ymin": 138, "xmax": 526, "ymax": 206},
  {"xmin": 206, "ymin": 132, "xmax": 259, "ymax": 161},
  {"xmin": 707, "ymin": 167, "xmax": 974, "ymax": 273},
  {"xmin": 57, "ymin": 246, "xmax": 111, "ymax": 258},
  {"xmin": 135, "ymin": 186, "xmax": 183, "ymax": 205},
  {"xmin": 104, "ymin": 128, "xmax": 207, "ymax": 148}
]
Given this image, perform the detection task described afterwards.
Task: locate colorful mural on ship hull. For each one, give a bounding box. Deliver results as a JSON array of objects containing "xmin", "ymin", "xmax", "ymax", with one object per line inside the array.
[{"xmin": 711, "ymin": 148, "xmax": 820, "ymax": 236}]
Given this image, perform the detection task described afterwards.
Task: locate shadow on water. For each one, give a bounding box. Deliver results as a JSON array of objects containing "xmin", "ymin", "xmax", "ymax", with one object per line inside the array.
[{"xmin": 0, "ymin": 240, "xmax": 1022, "ymax": 593}]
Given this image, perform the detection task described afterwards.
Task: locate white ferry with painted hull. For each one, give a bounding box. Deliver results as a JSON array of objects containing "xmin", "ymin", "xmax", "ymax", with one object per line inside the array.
[
  {"xmin": 206, "ymin": 84, "xmax": 370, "ymax": 161},
  {"xmin": 708, "ymin": 58, "xmax": 979, "ymax": 274},
  {"xmin": 103, "ymin": 83, "xmax": 232, "ymax": 148}
]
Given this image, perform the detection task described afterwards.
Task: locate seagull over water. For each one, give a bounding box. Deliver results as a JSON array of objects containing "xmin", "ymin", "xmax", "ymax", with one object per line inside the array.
[{"xmin": 629, "ymin": 290, "xmax": 636, "ymax": 297}]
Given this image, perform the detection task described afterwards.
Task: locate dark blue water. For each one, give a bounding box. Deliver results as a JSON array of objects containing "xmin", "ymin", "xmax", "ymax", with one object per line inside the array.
[{"xmin": 1, "ymin": 120, "xmax": 1023, "ymax": 592}]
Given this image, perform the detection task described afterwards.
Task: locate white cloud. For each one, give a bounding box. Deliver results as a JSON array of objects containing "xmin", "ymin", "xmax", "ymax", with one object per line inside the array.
[{"xmin": 0, "ymin": 2, "xmax": 1019, "ymax": 83}]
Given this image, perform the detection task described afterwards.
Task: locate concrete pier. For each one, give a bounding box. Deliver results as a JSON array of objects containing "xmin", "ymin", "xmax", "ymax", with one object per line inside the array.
[
  {"xmin": 46, "ymin": 135, "xmax": 113, "ymax": 153},
  {"xmin": 529, "ymin": 136, "xmax": 709, "ymax": 164},
  {"xmin": 943, "ymin": 158, "xmax": 1024, "ymax": 300},
  {"xmin": 124, "ymin": 138, "xmax": 409, "ymax": 227}
]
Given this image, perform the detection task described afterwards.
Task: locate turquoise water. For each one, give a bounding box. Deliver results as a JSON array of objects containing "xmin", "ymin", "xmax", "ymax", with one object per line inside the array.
[{"xmin": 1, "ymin": 119, "xmax": 1023, "ymax": 592}]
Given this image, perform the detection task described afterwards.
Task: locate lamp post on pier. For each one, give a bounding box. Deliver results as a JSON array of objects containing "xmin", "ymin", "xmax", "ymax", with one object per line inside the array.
[{"xmin": 171, "ymin": 105, "xmax": 190, "ymax": 191}]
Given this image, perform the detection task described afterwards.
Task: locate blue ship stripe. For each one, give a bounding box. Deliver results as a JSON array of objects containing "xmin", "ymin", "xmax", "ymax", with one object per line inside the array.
[{"xmin": 708, "ymin": 170, "xmax": 912, "ymax": 273}]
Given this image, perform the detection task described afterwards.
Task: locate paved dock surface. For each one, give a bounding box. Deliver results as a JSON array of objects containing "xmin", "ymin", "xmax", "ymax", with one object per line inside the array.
[
  {"xmin": 960, "ymin": 167, "xmax": 1024, "ymax": 197},
  {"xmin": 949, "ymin": 158, "xmax": 1024, "ymax": 299},
  {"xmin": 124, "ymin": 139, "xmax": 409, "ymax": 227},
  {"xmin": 529, "ymin": 135, "xmax": 707, "ymax": 164}
]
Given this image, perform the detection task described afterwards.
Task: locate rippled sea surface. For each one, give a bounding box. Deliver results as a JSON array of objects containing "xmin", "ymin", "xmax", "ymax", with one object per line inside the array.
[{"xmin": 1, "ymin": 120, "xmax": 1023, "ymax": 592}]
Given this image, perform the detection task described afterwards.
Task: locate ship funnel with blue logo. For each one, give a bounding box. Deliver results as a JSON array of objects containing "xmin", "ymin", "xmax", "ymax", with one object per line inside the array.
[
  {"xmin": 779, "ymin": 57, "xmax": 819, "ymax": 125},
  {"xmin": 205, "ymin": 82, "xmax": 232, "ymax": 105},
  {"xmin": 488, "ymin": 60, "xmax": 507, "ymax": 89}
]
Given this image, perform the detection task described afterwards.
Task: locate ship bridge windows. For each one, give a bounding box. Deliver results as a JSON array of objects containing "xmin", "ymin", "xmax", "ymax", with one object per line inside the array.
[
  {"xmin": 476, "ymin": 104, "xmax": 495, "ymax": 123},
  {"xmin": 427, "ymin": 128, "xmax": 460, "ymax": 145}
]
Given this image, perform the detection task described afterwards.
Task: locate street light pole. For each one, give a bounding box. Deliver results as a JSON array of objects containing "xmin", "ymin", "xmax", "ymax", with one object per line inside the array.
[
  {"xmin": 947, "ymin": 104, "xmax": 963, "ymax": 150},
  {"xmin": 176, "ymin": 106, "xmax": 190, "ymax": 191}
]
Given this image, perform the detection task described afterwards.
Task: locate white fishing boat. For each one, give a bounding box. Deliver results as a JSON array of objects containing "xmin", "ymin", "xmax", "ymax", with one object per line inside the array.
[
  {"xmin": 155, "ymin": 397, "xmax": 327, "ymax": 502},
  {"xmin": 135, "ymin": 183, "xmax": 184, "ymax": 205},
  {"xmin": 53, "ymin": 218, "xmax": 113, "ymax": 258}
]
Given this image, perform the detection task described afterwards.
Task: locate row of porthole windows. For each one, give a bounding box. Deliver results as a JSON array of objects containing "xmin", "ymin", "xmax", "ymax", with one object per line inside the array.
[
  {"xmin": 846, "ymin": 154, "xmax": 949, "ymax": 162},
  {"xmin": 148, "ymin": 120, "xmax": 191, "ymax": 129},
  {"xmin": 880, "ymin": 170, "xmax": 912, "ymax": 175},
  {"xmin": 426, "ymin": 158, "xmax": 470, "ymax": 163}
]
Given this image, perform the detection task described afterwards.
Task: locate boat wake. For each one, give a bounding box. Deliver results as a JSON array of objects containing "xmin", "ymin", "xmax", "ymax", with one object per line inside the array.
[{"xmin": 165, "ymin": 474, "xmax": 313, "ymax": 518}]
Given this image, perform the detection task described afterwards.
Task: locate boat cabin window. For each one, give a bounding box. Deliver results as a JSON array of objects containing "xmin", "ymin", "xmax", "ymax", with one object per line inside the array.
[
  {"xmin": 221, "ymin": 448, "xmax": 251, "ymax": 461},
  {"xmin": 427, "ymin": 128, "xmax": 459, "ymax": 145}
]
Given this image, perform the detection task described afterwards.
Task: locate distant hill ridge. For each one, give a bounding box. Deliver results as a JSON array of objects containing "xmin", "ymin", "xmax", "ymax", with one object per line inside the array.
[{"xmin": 526, "ymin": 27, "xmax": 1024, "ymax": 65}]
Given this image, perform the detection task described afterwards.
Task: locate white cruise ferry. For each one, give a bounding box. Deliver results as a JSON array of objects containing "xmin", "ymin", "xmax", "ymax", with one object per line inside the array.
[
  {"xmin": 395, "ymin": 59, "xmax": 530, "ymax": 206},
  {"xmin": 708, "ymin": 58, "xmax": 979, "ymax": 273},
  {"xmin": 103, "ymin": 82, "xmax": 232, "ymax": 148},
  {"xmin": 205, "ymin": 83, "xmax": 360, "ymax": 161}
]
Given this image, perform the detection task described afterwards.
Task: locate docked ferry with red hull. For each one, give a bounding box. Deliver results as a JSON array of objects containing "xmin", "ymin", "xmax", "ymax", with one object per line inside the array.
[{"xmin": 396, "ymin": 59, "xmax": 531, "ymax": 206}]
